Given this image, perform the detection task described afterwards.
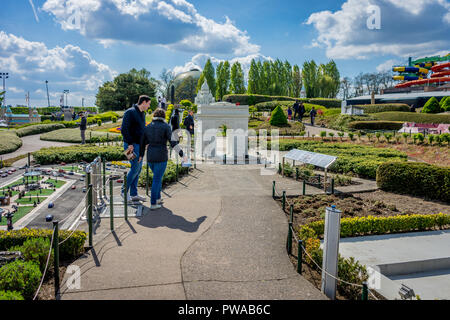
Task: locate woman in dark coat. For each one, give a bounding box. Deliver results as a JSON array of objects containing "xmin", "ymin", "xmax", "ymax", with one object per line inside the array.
[
  {"xmin": 139, "ymin": 108, "xmax": 184, "ymax": 210},
  {"xmin": 171, "ymin": 108, "xmax": 180, "ymax": 132}
]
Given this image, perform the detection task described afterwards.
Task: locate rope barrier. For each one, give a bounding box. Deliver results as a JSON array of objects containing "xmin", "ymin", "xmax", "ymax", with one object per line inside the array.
[{"xmin": 33, "ymin": 225, "xmax": 56, "ymax": 301}]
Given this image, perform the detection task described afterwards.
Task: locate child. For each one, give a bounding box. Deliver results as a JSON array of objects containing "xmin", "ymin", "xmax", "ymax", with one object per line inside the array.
[{"xmin": 287, "ymin": 106, "xmax": 292, "ymax": 121}]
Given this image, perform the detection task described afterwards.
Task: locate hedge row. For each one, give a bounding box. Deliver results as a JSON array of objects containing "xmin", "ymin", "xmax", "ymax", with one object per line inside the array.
[
  {"xmin": 255, "ymin": 101, "xmax": 327, "ymax": 113},
  {"xmin": 373, "ymin": 112, "xmax": 450, "ymax": 124},
  {"xmin": 348, "ymin": 121, "xmax": 404, "ymax": 131},
  {"xmin": 0, "ymin": 131, "xmax": 22, "ymax": 155},
  {"xmin": 377, "ymin": 162, "xmax": 450, "ymax": 202},
  {"xmin": 40, "ymin": 128, "xmax": 122, "ymax": 143},
  {"xmin": 354, "ymin": 104, "xmax": 410, "ymax": 113},
  {"xmin": 33, "ymin": 145, "xmax": 126, "ymax": 165},
  {"xmin": 138, "ymin": 160, "xmax": 189, "ymax": 188},
  {"xmin": 0, "ymin": 228, "xmax": 87, "ymax": 260},
  {"xmin": 222, "ymin": 94, "xmax": 341, "ymax": 108},
  {"xmin": 302, "ymin": 213, "xmax": 450, "ymax": 239},
  {"xmin": 15, "ymin": 123, "xmax": 66, "ymax": 137}
]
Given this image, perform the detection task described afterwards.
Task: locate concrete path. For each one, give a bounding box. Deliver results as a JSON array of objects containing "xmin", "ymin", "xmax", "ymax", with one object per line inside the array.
[{"xmin": 60, "ymin": 164, "xmax": 326, "ymax": 300}]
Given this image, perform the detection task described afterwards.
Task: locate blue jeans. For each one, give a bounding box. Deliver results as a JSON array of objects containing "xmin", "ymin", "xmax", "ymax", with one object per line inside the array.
[
  {"xmin": 149, "ymin": 161, "xmax": 167, "ymax": 205},
  {"xmin": 122, "ymin": 142, "xmax": 142, "ymax": 197}
]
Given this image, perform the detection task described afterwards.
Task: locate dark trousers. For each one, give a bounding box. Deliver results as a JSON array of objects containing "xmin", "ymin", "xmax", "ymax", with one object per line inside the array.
[{"xmin": 80, "ymin": 130, "xmax": 86, "ymax": 144}]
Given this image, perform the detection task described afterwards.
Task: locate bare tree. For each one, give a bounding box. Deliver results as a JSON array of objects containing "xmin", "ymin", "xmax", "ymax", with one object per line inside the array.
[
  {"xmin": 340, "ymin": 77, "xmax": 352, "ymax": 100},
  {"xmin": 159, "ymin": 68, "xmax": 175, "ymax": 100}
]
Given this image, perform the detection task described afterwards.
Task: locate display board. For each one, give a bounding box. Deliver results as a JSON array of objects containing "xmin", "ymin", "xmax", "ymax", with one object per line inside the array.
[{"xmin": 284, "ymin": 149, "xmax": 337, "ymax": 169}]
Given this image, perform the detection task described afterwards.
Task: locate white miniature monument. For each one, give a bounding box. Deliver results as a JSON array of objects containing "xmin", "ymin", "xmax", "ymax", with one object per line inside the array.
[{"xmin": 194, "ymin": 81, "xmax": 249, "ymax": 162}]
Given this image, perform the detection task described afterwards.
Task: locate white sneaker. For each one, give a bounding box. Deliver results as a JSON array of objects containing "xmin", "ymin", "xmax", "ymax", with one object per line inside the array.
[
  {"xmin": 150, "ymin": 204, "xmax": 162, "ymax": 210},
  {"xmin": 121, "ymin": 192, "xmax": 132, "ymax": 202},
  {"xmin": 131, "ymin": 195, "xmax": 147, "ymax": 202}
]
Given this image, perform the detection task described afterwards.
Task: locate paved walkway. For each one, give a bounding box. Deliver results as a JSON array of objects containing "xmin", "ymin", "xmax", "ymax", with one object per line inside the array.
[{"xmin": 61, "ymin": 164, "xmax": 326, "ymax": 300}]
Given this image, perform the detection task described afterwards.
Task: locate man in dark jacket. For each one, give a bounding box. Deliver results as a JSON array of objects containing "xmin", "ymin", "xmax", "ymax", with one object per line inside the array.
[
  {"xmin": 121, "ymin": 95, "xmax": 150, "ymax": 202},
  {"xmin": 183, "ymin": 110, "xmax": 195, "ymax": 136},
  {"xmin": 171, "ymin": 108, "xmax": 180, "ymax": 132},
  {"xmin": 79, "ymin": 112, "xmax": 87, "ymax": 144},
  {"xmin": 299, "ymin": 102, "xmax": 305, "ymax": 123},
  {"xmin": 139, "ymin": 108, "xmax": 184, "ymax": 210},
  {"xmin": 310, "ymin": 106, "xmax": 317, "ymax": 126}
]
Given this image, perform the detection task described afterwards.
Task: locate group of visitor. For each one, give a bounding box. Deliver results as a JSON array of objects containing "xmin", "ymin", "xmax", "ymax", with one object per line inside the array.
[
  {"xmin": 120, "ymin": 95, "xmax": 191, "ymax": 210},
  {"xmin": 287, "ymin": 101, "xmax": 317, "ymax": 126}
]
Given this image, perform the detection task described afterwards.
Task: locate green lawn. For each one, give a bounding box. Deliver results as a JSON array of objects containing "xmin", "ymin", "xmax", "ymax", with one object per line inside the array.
[
  {"xmin": 24, "ymin": 189, "xmax": 55, "ymax": 197},
  {"xmin": 15, "ymin": 197, "xmax": 48, "ymax": 205},
  {"xmin": 0, "ymin": 206, "xmax": 34, "ymax": 226},
  {"xmin": 44, "ymin": 178, "xmax": 66, "ymax": 188}
]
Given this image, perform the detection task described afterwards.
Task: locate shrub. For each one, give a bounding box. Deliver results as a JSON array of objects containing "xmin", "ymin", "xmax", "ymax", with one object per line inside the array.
[
  {"xmin": 165, "ymin": 104, "xmax": 174, "ymax": 122},
  {"xmin": 413, "ymin": 133, "xmax": 425, "ymax": 144},
  {"xmin": 0, "ymin": 131, "xmax": 22, "ymax": 155},
  {"xmin": 33, "ymin": 145, "xmax": 125, "ymax": 165},
  {"xmin": 150, "ymin": 97, "xmax": 158, "ymax": 111},
  {"xmin": 112, "ymin": 117, "xmax": 117, "ymax": 123},
  {"xmin": 180, "ymin": 100, "xmax": 193, "ymax": 108},
  {"xmin": 255, "ymin": 101, "xmax": 326, "ymax": 114},
  {"xmin": 0, "ymin": 260, "xmax": 41, "ymax": 299},
  {"xmin": 97, "ymin": 120, "xmax": 102, "ymax": 126},
  {"xmin": 0, "ymin": 290, "xmax": 24, "ymax": 300},
  {"xmin": 377, "ymin": 162, "xmax": 450, "ymax": 202},
  {"xmin": 16, "ymin": 123, "xmax": 66, "ymax": 137},
  {"xmin": 138, "ymin": 160, "xmax": 189, "ymax": 187},
  {"xmin": 354, "ymin": 104, "xmax": 410, "ymax": 113},
  {"xmin": 9, "ymin": 238, "xmax": 53, "ymax": 274},
  {"xmin": 40, "ymin": 128, "xmax": 121, "ymax": 144},
  {"xmin": 320, "ymin": 131, "xmax": 327, "ymax": 140},
  {"xmin": 0, "ymin": 228, "xmax": 86, "ymax": 260},
  {"xmin": 223, "ymin": 94, "xmax": 341, "ymax": 108},
  {"xmin": 308, "ymin": 98, "xmax": 342, "ymax": 109},
  {"xmin": 440, "ymin": 96, "xmax": 450, "ymax": 112},
  {"xmin": 422, "ymin": 97, "xmax": 442, "ymax": 114},
  {"xmin": 348, "ymin": 121, "xmax": 404, "ymax": 131},
  {"xmin": 373, "ymin": 112, "xmax": 450, "ymax": 124},
  {"xmin": 270, "ymin": 106, "xmax": 288, "ymax": 126}
]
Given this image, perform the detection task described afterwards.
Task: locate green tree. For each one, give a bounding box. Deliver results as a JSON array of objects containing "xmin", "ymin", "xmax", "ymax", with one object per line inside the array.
[
  {"xmin": 247, "ymin": 59, "xmax": 259, "ymax": 94},
  {"xmin": 270, "ymin": 106, "xmax": 288, "ymax": 126},
  {"xmin": 175, "ymin": 76, "xmax": 197, "ymax": 103},
  {"xmin": 95, "ymin": 68, "xmax": 157, "ymax": 111},
  {"xmin": 292, "ymin": 65, "xmax": 302, "ymax": 98},
  {"xmin": 230, "ymin": 62, "xmax": 246, "ymax": 94},
  {"xmin": 196, "ymin": 59, "xmax": 216, "ymax": 95},
  {"xmin": 302, "ymin": 60, "xmax": 320, "ymax": 98},
  {"xmin": 215, "ymin": 61, "xmax": 231, "ymax": 101},
  {"xmin": 422, "ymin": 97, "xmax": 442, "ymax": 114}
]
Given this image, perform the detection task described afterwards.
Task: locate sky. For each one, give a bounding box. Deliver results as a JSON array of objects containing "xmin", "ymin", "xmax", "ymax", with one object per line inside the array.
[{"xmin": 0, "ymin": 0, "xmax": 449, "ymax": 107}]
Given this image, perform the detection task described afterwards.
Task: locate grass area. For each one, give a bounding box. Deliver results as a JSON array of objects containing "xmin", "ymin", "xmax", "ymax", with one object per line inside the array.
[
  {"xmin": 24, "ymin": 189, "xmax": 55, "ymax": 197},
  {"xmin": 92, "ymin": 120, "xmax": 123, "ymax": 132},
  {"xmin": 0, "ymin": 206, "xmax": 34, "ymax": 226},
  {"xmin": 248, "ymin": 118, "xmax": 305, "ymax": 136},
  {"xmin": 44, "ymin": 178, "xmax": 66, "ymax": 188},
  {"xmin": 0, "ymin": 131, "xmax": 22, "ymax": 155},
  {"xmin": 1, "ymin": 153, "xmax": 28, "ymax": 167},
  {"xmin": 15, "ymin": 197, "xmax": 48, "ymax": 205},
  {"xmin": 40, "ymin": 128, "xmax": 121, "ymax": 143}
]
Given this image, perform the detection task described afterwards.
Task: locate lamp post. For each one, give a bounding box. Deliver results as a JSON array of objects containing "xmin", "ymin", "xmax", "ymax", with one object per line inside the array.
[
  {"xmin": 45, "ymin": 80, "xmax": 50, "ymax": 107},
  {"xmin": 63, "ymin": 89, "xmax": 69, "ymax": 107},
  {"xmin": 0, "ymin": 72, "xmax": 9, "ymax": 106}
]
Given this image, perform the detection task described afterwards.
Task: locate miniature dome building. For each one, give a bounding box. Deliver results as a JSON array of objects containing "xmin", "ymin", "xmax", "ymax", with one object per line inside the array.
[{"xmin": 173, "ymin": 69, "xmax": 202, "ymax": 89}]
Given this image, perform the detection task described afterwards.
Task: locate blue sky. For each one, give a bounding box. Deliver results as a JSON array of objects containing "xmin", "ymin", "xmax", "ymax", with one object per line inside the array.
[{"xmin": 0, "ymin": 0, "xmax": 449, "ymax": 107}]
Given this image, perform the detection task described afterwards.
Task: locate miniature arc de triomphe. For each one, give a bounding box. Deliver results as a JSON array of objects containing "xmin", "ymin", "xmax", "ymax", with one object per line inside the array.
[{"xmin": 194, "ymin": 81, "xmax": 250, "ymax": 161}]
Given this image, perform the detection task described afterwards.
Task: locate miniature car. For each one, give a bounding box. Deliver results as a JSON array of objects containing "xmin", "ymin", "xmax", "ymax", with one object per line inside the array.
[
  {"xmin": 82, "ymin": 187, "xmax": 87, "ymax": 193},
  {"xmin": 68, "ymin": 172, "xmax": 74, "ymax": 175},
  {"xmin": 10, "ymin": 169, "xmax": 16, "ymax": 172},
  {"xmin": 48, "ymin": 202, "xmax": 54, "ymax": 209},
  {"xmin": 117, "ymin": 179, "xmax": 123, "ymax": 183},
  {"xmin": 7, "ymin": 171, "xmax": 12, "ymax": 175},
  {"xmin": 71, "ymin": 185, "xmax": 76, "ymax": 190},
  {"xmin": 1, "ymin": 174, "xmax": 7, "ymax": 178},
  {"xmin": 80, "ymin": 178, "xmax": 85, "ymax": 182}
]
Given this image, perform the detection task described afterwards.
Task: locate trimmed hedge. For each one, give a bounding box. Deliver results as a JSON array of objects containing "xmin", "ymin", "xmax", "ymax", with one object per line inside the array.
[
  {"xmin": 301, "ymin": 213, "xmax": 450, "ymax": 239},
  {"xmin": 377, "ymin": 162, "xmax": 450, "ymax": 202},
  {"xmin": 0, "ymin": 260, "xmax": 41, "ymax": 299},
  {"xmin": 223, "ymin": 94, "xmax": 341, "ymax": 108},
  {"xmin": 10, "ymin": 106, "xmax": 98, "ymax": 115},
  {"xmin": 354, "ymin": 104, "xmax": 410, "ymax": 113},
  {"xmin": 0, "ymin": 131, "xmax": 22, "ymax": 155},
  {"xmin": 255, "ymin": 101, "xmax": 327, "ymax": 114},
  {"xmin": 270, "ymin": 106, "xmax": 288, "ymax": 126},
  {"xmin": 0, "ymin": 228, "xmax": 87, "ymax": 260},
  {"xmin": 15, "ymin": 123, "xmax": 66, "ymax": 137},
  {"xmin": 348, "ymin": 121, "xmax": 404, "ymax": 131},
  {"xmin": 373, "ymin": 112, "xmax": 450, "ymax": 124},
  {"xmin": 422, "ymin": 97, "xmax": 442, "ymax": 114},
  {"xmin": 0, "ymin": 290, "xmax": 24, "ymax": 300},
  {"xmin": 138, "ymin": 160, "xmax": 189, "ymax": 188},
  {"xmin": 40, "ymin": 128, "xmax": 122, "ymax": 143},
  {"xmin": 33, "ymin": 145, "xmax": 126, "ymax": 165}
]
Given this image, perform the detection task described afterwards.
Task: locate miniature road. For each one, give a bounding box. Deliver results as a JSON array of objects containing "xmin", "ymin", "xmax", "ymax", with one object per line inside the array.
[{"xmin": 61, "ymin": 164, "xmax": 326, "ymax": 300}]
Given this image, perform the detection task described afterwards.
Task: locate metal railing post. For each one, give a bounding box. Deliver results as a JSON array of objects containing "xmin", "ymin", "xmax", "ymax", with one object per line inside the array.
[
  {"xmin": 302, "ymin": 180, "xmax": 306, "ymax": 196},
  {"xmin": 287, "ymin": 222, "xmax": 293, "ymax": 254},
  {"xmin": 110, "ymin": 178, "xmax": 114, "ymax": 231},
  {"xmin": 362, "ymin": 282, "xmax": 368, "ymax": 300},
  {"xmin": 282, "ymin": 191, "xmax": 286, "ymax": 211},
  {"xmin": 88, "ymin": 182, "xmax": 93, "ymax": 247},
  {"xmin": 331, "ymin": 178, "xmax": 335, "ymax": 195},
  {"xmin": 176, "ymin": 155, "xmax": 179, "ymax": 182},
  {"xmin": 290, "ymin": 204, "xmax": 294, "ymax": 223},
  {"xmin": 103, "ymin": 158, "xmax": 106, "ymax": 199},
  {"xmin": 296, "ymin": 167, "xmax": 299, "ymax": 180},
  {"xmin": 272, "ymin": 181, "xmax": 276, "ymax": 198},
  {"xmin": 53, "ymin": 221, "xmax": 60, "ymax": 299},
  {"xmin": 27, "ymin": 153, "xmax": 31, "ymax": 167},
  {"xmin": 297, "ymin": 240, "xmax": 303, "ymax": 274},
  {"xmin": 124, "ymin": 172, "xmax": 128, "ymax": 221}
]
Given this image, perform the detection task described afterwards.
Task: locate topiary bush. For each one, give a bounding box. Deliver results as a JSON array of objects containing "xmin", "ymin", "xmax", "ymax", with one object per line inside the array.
[
  {"xmin": 0, "ymin": 290, "xmax": 24, "ymax": 300},
  {"xmin": 422, "ymin": 97, "xmax": 442, "ymax": 114},
  {"xmin": 0, "ymin": 260, "xmax": 41, "ymax": 299},
  {"xmin": 377, "ymin": 162, "xmax": 450, "ymax": 202},
  {"xmin": 269, "ymin": 106, "xmax": 288, "ymax": 127},
  {"xmin": 9, "ymin": 238, "xmax": 53, "ymax": 274},
  {"xmin": 373, "ymin": 112, "xmax": 450, "ymax": 124},
  {"xmin": 15, "ymin": 123, "xmax": 66, "ymax": 137},
  {"xmin": 440, "ymin": 96, "xmax": 450, "ymax": 112},
  {"xmin": 0, "ymin": 131, "xmax": 22, "ymax": 155},
  {"xmin": 354, "ymin": 104, "xmax": 410, "ymax": 113},
  {"xmin": 348, "ymin": 121, "xmax": 404, "ymax": 131}
]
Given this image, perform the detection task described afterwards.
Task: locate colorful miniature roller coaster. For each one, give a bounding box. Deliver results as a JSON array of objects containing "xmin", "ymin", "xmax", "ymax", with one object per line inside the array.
[{"xmin": 393, "ymin": 53, "xmax": 450, "ymax": 88}]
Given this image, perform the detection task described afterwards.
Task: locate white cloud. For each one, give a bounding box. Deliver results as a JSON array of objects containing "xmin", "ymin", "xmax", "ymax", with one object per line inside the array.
[
  {"xmin": 376, "ymin": 59, "xmax": 401, "ymax": 72},
  {"xmin": 42, "ymin": 0, "xmax": 260, "ymax": 56},
  {"xmin": 306, "ymin": 0, "xmax": 450, "ymax": 60},
  {"xmin": 0, "ymin": 31, "xmax": 116, "ymax": 107}
]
